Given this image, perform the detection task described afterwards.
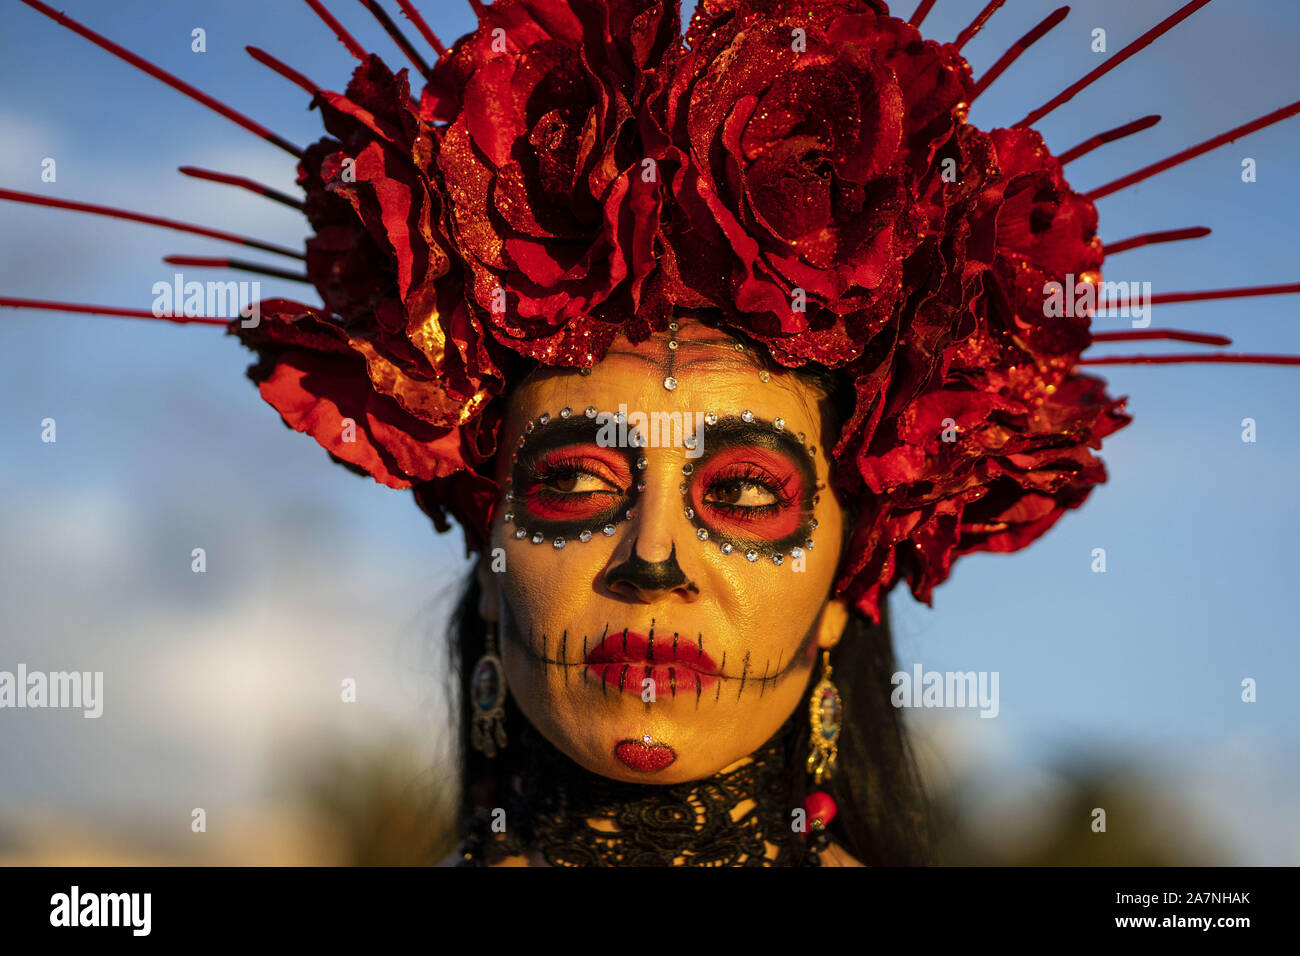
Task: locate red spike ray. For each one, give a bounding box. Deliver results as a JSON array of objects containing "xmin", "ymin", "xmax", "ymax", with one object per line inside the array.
[
  {"xmin": 1090, "ymin": 330, "xmax": 1230, "ymax": 346},
  {"xmin": 19, "ymin": 0, "xmax": 301, "ymax": 158},
  {"xmin": 1014, "ymin": 0, "xmax": 1214, "ymax": 129},
  {"xmin": 1059, "ymin": 115, "xmax": 1161, "ymax": 165},
  {"xmin": 971, "ymin": 6, "xmax": 1069, "ymax": 103},
  {"xmin": 467, "ymin": 0, "xmax": 487, "ymax": 15},
  {"xmin": 396, "ymin": 0, "xmax": 448, "ymax": 56},
  {"xmin": 954, "ymin": 0, "xmax": 1006, "ymax": 53},
  {"xmin": 179, "ymin": 167, "xmax": 304, "ymax": 211},
  {"xmin": 1080, "ymin": 353, "xmax": 1300, "ymax": 367},
  {"xmin": 1087, "ymin": 100, "xmax": 1300, "ymax": 200},
  {"xmin": 246, "ymin": 47, "xmax": 322, "ymax": 96},
  {"xmin": 0, "ymin": 297, "xmax": 230, "ymax": 327},
  {"xmin": 909, "ymin": 0, "xmax": 938, "ymax": 29},
  {"xmin": 0, "ymin": 189, "xmax": 305, "ymax": 261},
  {"xmin": 163, "ymin": 256, "xmax": 312, "ymax": 284},
  {"xmin": 1141, "ymin": 283, "xmax": 1300, "ymax": 307},
  {"xmin": 359, "ymin": 0, "xmax": 432, "ymax": 77},
  {"xmin": 304, "ymin": 0, "xmax": 367, "ymax": 59},
  {"xmin": 1103, "ymin": 227, "xmax": 1210, "ymax": 257}
]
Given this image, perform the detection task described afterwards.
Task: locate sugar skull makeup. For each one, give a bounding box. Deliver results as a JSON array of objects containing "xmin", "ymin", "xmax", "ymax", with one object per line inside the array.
[
  {"xmin": 477, "ymin": 317, "xmax": 851, "ymax": 785},
  {"xmin": 505, "ymin": 408, "xmax": 823, "ymax": 561}
]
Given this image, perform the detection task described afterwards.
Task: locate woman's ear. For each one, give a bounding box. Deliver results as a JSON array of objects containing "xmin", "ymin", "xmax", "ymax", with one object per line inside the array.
[
  {"xmin": 815, "ymin": 596, "xmax": 851, "ymax": 650},
  {"xmin": 475, "ymin": 554, "xmax": 500, "ymax": 624}
]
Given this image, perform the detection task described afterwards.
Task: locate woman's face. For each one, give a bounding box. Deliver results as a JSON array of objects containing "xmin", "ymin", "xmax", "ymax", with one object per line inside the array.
[{"xmin": 478, "ymin": 317, "xmax": 850, "ymax": 783}]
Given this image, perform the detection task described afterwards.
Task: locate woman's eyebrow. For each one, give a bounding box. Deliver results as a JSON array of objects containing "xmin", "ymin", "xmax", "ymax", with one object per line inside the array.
[
  {"xmin": 515, "ymin": 416, "xmax": 606, "ymax": 456},
  {"xmin": 699, "ymin": 416, "xmax": 811, "ymax": 460}
]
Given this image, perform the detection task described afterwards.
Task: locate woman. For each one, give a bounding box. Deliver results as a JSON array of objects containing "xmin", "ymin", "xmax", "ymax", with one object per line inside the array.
[
  {"xmin": 8, "ymin": 0, "xmax": 1296, "ymax": 867},
  {"xmin": 445, "ymin": 316, "xmax": 926, "ymax": 865}
]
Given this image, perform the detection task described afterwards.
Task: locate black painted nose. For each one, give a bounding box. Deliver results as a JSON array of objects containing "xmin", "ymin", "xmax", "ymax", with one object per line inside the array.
[{"xmin": 604, "ymin": 537, "xmax": 698, "ymax": 601}]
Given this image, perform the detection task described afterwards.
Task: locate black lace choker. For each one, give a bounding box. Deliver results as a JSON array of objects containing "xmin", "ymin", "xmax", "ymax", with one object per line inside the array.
[{"xmin": 458, "ymin": 715, "xmax": 825, "ymax": 866}]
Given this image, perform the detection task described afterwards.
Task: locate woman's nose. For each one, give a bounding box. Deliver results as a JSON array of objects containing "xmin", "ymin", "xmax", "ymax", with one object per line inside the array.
[{"xmin": 604, "ymin": 536, "xmax": 699, "ymax": 603}]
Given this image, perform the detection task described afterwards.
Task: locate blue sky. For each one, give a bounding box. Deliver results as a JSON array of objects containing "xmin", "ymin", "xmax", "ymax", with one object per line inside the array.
[{"xmin": 1, "ymin": 0, "xmax": 1297, "ymax": 862}]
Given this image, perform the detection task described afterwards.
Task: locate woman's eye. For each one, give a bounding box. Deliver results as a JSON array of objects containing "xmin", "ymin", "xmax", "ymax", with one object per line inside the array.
[
  {"xmin": 705, "ymin": 478, "xmax": 779, "ymax": 509},
  {"xmin": 541, "ymin": 467, "xmax": 618, "ymax": 495}
]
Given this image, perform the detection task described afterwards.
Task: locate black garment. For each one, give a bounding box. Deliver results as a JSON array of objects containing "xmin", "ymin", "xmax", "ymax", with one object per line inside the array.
[{"xmin": 458, "ymin": 714, "xmax": 825, "ymax": 866}]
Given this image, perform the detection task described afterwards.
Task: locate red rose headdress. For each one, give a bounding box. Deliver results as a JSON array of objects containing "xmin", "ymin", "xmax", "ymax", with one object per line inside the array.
[{"xmin": 6, "ymin": 0, "xmax": 1299, "ymax": 623}]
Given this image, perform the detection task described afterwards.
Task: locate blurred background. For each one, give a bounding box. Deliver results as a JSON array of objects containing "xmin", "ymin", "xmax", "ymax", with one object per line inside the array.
[{"xmin": 1, "ymin": 0, "xmax": 1296, "ymax": 865}]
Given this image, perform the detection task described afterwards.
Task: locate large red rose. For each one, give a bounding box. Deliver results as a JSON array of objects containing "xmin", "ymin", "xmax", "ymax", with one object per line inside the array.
[
  {"xmin": 427, "ymin": 0, "xmax": 681, "ymax": 361},
  {"xmin": 658, "ymin": 0, "xmax": 973, "ymax": 367}
]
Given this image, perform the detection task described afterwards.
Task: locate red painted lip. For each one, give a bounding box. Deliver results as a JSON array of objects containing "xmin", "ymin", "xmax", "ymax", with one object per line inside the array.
[
  {"xmin": 585, "ymin": 629, "xmax": 721, "ymax": 697},
  {"xmin": 614, "ymin": 738, "xmax": 677, "ymax": 772}
]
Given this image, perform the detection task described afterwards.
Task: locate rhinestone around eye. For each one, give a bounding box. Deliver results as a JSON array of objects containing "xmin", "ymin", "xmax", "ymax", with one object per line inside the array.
[
  {"xmin": 663, "ymin": 376, "xmax": 678, "ymax": 390},
  {"xmin": 679, "ymin": 481, "xmax": 687, "ymax": 492},
  {"xmin": 525, "ymin": 421, "xmax": 535, "ymax": 434},
  {"xmin": 684, "ymin": 506, "xmax": 695, "ymax": 519},
  {"xmin": 772, "ymin": 554, "xmax": 783, "ymax": 565},
  {"xmin": 560, "ymin": 407, "xmax": 571, "ymax": 418},
  {"xmin": 696, "ymin": 528, "xmax": 709, "ymax": 541},
  {"xmin": 625, "ymin": 509, "xmax": 634, "ymax": 520},
  {"xmin": 636, "ymin": 480, "xmax": 646, "ymax": 492},
  {"xmin": 808, "ymin": 445, "xmax": 816, "ymax": 456},
  {"xmin": 758, "ymin": 370, "xmax": 770, "ymax": 382},
  {"xmin": 538, "ymin": 412, "xmax": 550, "ymax": 424},
  {"xmin": 682, "ymin": 463, "xmax": 693, "ymax": 475},
  {"xmin": 810, "ymin": 519, "xmax": 819, "ymax": 530},
  {"xmin": 615, "ymin": 410, "xmax": 626, "ymax": 423},
  {"xmin": 668, "ymin": 321, "xmax": 678, "ymax": 331},
  {"xmin": 553, "ymin": 538, "xmax": 565, "ymax": 549},
  {"xmin": 503, "ymin": 512, "xmax": 514, "ymax": 523},
  {"xmin": 704, "ymin": 411, "xmax": 717, "ymax": 425},
  {"xmin": 603, "ymin": 524, "xmax": 616, "ymax": 536},
  {"xmin": 720, "ymin": 542, "xmax": 733, "ymax": 555},
  {"xmin": 531, "ymin": 532, "xmax": 544, "ymax": 544},
  {"xmin": 667, "ymin": 339, "xmax": 678, "ymax": 350},
  {"xmin": 515, "ymin": 529, "xmax": 528, "ymax": 539},
  {"xmin": 506, "ymin": 491, "xmax": 515, "ymax": 502},
  {"xmin": 774, "ymin": 418, "xmax": 784, "ymax": 430},
  {"xmin": 805, "ymin": 539, "xmax": 814, "ymax": 549},
  {"xmin": 683, "ymin": 435, "xmax": 697, "ymax": 449},
  {"xmin": 579, "ymin": 367, "xmax": 592, "ymax": 376},
  {"xmin": 636, "ymin": 456, "xmax": 647, "ymax": 470},
  {"xmin": 790, "ymin": 547, "xmax": 804, "ymax": 560},
  {"xmin": 745, "ymin": 549, "xmax": 758, "ymax": 562},
  {"xmin": 579, "ymin": 530, "xmax": 593, "ymax": 542},
  {"xmin": 741, "ymin": 409, "xmax": 754, "ymax": 422},
  {"xmin": 585, "ymin": 406, "xmax": 597, "ymax": 418}
]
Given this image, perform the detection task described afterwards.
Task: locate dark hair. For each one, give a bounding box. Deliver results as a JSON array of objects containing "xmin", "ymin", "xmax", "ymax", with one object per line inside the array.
[{"xmin": 443, "ymin": 338, "xmax": 931, "ymax": 865}]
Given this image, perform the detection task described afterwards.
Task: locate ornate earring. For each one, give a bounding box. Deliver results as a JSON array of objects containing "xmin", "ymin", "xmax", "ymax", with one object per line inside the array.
[
  {"xmin": 470, "ymin": 623, "xmax": 508, "ymax": 757},
  {"xmin": 804, "ymin": 649, "xmax": 841, "ymax": 835}
]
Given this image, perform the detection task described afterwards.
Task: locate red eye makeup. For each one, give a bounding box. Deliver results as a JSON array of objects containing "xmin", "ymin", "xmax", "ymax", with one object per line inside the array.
[
  {"xmin": 505, "ymin": 409, "xmax": 640, "ymax": 547},
  {"xmin": 682, "ymin": 413, "xmax": 820, "ymax": 563}
]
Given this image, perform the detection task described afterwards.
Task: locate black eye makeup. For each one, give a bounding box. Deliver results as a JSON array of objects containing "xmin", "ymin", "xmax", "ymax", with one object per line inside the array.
[
  {"xmin": 680, "ymin": 411, "xmax": 821, "ymax": 563},
  {"xmin": 504, "ymin": 407, "xmax": 642, "ymax": 548},
  {"xmin": 501, "ymin": 406, "xmax": 823, "ymax": 564}
]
